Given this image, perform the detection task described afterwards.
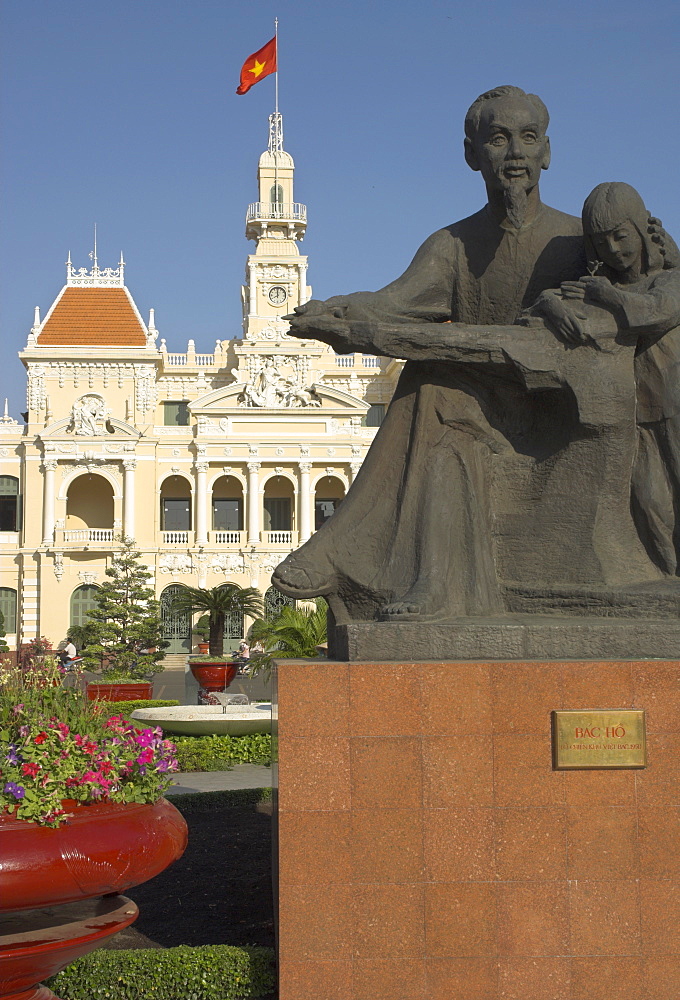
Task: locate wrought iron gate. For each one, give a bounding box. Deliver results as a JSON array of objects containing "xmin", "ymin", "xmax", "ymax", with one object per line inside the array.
[{"xmin": 160, "ymin": 585, "xmax": 191, "ymax": 653}]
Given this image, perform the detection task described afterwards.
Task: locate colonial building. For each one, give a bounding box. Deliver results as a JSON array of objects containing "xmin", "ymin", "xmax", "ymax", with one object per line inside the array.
[{"xmin": 0, "ymin": 114, "xmax": 402, "ymax": 653}]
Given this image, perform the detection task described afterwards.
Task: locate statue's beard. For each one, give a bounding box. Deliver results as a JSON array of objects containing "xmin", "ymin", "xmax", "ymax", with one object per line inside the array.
[{"xmin": 504, "ymin": 182, "xmax": 528, "ymax": 229}]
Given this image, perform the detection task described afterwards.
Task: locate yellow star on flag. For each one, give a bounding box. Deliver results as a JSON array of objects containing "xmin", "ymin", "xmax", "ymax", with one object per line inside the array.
[{"xmin": 236, "ymin": 36, "xmax": 277, "ymax": 95}]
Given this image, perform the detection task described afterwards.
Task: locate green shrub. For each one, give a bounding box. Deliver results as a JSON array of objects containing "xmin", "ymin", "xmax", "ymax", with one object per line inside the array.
[
  {"xmin": 47, "ymin": 944, "xmax": 275, "ymax": 999},
  {"xmin": 101, "ymin": 699, "xmax": 180, "ymax": 714},
  {"xmin": 173, "ymin": 733, "xmax": 272, "ymax": 772},
  {"xmin": 171, "ymin": 787, "xmax": 272, "ymax": 815}
]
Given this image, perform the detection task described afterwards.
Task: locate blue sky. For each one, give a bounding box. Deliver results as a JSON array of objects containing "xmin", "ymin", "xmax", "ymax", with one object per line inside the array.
[{"xmin": 2, "ymin": 0, "xmax": 680, "ymax": 417}]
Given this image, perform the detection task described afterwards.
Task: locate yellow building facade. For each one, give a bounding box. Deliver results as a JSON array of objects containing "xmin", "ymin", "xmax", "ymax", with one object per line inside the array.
[{"xmin": 0, "ymin": 116, "xmax": 402, "ymax": 653}]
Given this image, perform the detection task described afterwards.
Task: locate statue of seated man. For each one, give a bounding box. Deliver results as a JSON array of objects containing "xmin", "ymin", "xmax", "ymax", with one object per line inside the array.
[{"xmin": 272, "ymin": 88, "xmax": 680, "ymax": 627}]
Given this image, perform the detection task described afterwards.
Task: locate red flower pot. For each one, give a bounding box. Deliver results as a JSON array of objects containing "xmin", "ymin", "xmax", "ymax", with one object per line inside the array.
[
  {"xmin": 189, "ymin": 660, "xmax": 238, "ymax": 693},
  {"xmin": 0, "ymin": 798, "xmax": 187, "ymax": 912},
  {"xmin": 0, "ymin": 799, "xmax": 187, "ymax": 999},
  {"xmin": 0, "ymin": 896, "xmax": 139, "ymax": 1000},
  {"xmin": 86, "ymin": 681, "xmax": 154, "ymax": 702}
]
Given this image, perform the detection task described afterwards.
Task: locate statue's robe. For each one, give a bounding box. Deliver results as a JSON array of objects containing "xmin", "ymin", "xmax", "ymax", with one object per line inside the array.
[
  {"xmin": 621, "ymin": 269, "xmax": 680, "ymax": 573},
  {"xmin": 274, "ymin": 204, "xmax": 668, "ymax": 623}
]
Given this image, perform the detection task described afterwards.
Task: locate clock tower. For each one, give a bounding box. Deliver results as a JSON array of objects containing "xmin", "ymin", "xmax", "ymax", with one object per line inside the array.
[{"xmin": 242, "ymin": 113, "xmax": 311, "ymax": 342}]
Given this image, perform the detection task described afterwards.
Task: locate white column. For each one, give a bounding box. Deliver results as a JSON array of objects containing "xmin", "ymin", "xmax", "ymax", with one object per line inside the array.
[
  {"xmin": 195, "ymin": 462, "xmax": 208, "ymax": 545},
  {"xmin": 42, "ymin": 459, "xmax": 57, "ymax": 545},
  {"xmin": 249, "ymin": 264, "xmax": 257, "ymax": 317},
  {"xmin": 349, "ymin": 461, "xmax": 362, "ymax": 484},
  {"xmin": 247, "ymin": 462, "xmax": 261, "ymax": 544},
  {"xmin": 299, "ymin": 462, "xmax": 312, "ymax": 542},
  {"xmin": 298, "ymin": 262, "xmax": 308, "ymax": 305},
  {"xmin": 123, "ymin": 459, "xmax": 136, "ymax": 540}
]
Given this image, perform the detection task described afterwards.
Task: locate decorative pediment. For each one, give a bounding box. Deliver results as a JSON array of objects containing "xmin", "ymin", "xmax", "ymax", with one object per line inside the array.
[
  {"xmin": 190, "ymin": 381, "xmax": 369, "ymax": 413},
  {"xmin": 39, "ymin": 415, "xmax": 141, "ymax": 441}
]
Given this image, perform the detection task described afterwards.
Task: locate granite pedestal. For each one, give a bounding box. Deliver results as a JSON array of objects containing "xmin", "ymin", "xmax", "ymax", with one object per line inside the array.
[{"xmin": 274, "ymin": 657, "xmax": 680, "ymax": 999}]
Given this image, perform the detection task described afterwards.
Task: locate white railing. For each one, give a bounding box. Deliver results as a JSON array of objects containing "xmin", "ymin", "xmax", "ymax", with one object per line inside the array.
[
  {"xmin": 210, "ymin": 530, "xmax": 245, "ymax": 545},
  {"xmin": 166, "ymin": 354, "xmax": 187, "ymax": 366},
  {"xmin": 362, "ymin": 355, "xmax": 380, "ymax": 367},
  {"xmin": 161, "ymin": 530, "xmax": 190, "ymax": 544},
  {"xmin": 195, "ymin": 354, "xmax": 214, "ymax": 366},
  {"xmin": 62, "ymin": 528, "xmax": 115, "ymax": 543},
  {"xmin": 335, "ymin": 355, "xmax": 355, "ymax": 367},
  {"xmin": 246, "ymin": 202, "xmax": 307, "ymax": 222},
  {"xmin": 262, "ymin": 530, "xmax": 297, "ymax": 546}
]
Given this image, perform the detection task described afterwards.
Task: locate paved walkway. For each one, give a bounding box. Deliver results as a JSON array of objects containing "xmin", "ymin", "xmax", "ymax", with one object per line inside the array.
[{"xmin": 166, "ymin": 764, "xmax": 272, "ymax": 795}]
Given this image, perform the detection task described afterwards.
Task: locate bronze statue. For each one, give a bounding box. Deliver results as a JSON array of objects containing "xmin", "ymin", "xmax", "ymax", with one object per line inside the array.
[{"xmin": 271, "ymin": 87, "xmax": 680, "ymax": 635}]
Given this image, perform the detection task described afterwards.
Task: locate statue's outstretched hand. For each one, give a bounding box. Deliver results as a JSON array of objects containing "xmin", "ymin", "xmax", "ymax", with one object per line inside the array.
[
  {"xmin": 525, "ymin": 290, "xmax": 591, "ymax": 346},
  {"xmin": 284, "ymin": 300, "xmax": 355, "ymax": 353}
]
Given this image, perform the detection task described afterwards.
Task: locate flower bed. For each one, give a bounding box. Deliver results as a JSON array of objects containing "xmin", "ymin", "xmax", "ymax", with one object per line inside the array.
[{"xmin": 1, "ymin": 658, "xmax": 179, "ymax": 827}]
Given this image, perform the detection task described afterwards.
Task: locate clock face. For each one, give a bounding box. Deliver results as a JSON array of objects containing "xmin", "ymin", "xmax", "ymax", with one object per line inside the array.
[{"xmin": 269, "ymin": 286, "xmax": 287, "ymax": 306}]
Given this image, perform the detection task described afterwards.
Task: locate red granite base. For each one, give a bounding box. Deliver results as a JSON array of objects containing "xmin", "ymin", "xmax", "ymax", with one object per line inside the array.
[{"xmin": 274, "ymin": 659, "xmax": 680, "ymax": 1000}]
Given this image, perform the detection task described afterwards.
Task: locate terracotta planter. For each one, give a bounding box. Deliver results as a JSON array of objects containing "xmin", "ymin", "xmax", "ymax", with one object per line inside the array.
[
  {"xmin": 0, "ymin": 896, "xmax": 139, "ymax": 1000},
  {"xmin": 196, "ymin": 641, "xmax": 210, "ymax": 653},
  {"xmin": 0, "ymin": 798, "xmax": 187, "ymax": 999},
  {"xmin": 0, "ymin": 798, "xmax": 188, "ymax": 912},
  {"xmin": 189, "ymin": 660, "xmax": 238, "ymax": 692},
  {"xmin": 86, "ymin": 681, "xmax": 153, "ymax": 702}
]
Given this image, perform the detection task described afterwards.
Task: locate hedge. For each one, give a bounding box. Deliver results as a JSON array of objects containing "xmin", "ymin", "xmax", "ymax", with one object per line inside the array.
[
  {"xmin": 46, "ymin": 944, "xmax": 275, "ymax": 999},
  {"xmin": 101, "ymin": 699, "xmax": 180, "ymax": 715},
  {"xmin": 173, "ymin": 733, "xmax": 271, "ymax": 772},
  {"xmin": 170, "ymin": 787, "xmax": 272, "ymax": 814}
]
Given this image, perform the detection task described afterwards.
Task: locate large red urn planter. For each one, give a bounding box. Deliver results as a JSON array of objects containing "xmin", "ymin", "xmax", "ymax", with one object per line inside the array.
[
  {"xmin": 0, "ymin": 798, "xmax": 188, "ymax": 999},
  {"xmin": 189, "ymin": 660, "xmax": 238, "ymax": 704},
  {"xmin": 86, "ymin": 681, "xmax": 154, "ymax": 702}
]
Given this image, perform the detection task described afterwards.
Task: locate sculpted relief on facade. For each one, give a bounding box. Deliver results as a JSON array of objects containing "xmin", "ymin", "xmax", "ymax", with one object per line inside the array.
[
  {"xmin": 236, "ymin": 357, "xmax": 321, "ymax": 408},
  {"xmin": 67, "ymin": 394, "xmax": 111, "ymax": 436}
]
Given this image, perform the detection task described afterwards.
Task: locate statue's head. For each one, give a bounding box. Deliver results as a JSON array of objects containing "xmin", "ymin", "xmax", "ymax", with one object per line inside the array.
[
  {"xmin": 582, "ymin": 182, "xmax": 662, "ymax": 281},
  {"xmin": 464, "ymin": 86, "xmax": 551, "ymax": 227}
]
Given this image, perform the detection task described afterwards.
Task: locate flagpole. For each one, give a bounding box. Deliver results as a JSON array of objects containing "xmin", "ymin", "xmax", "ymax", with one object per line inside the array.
[
  {"xmin": 274, "ymin": 17, "xmax": 279, "ymax": 115},
  {"xmin": 274, "ymin": 17, "xmax": 279, "ymax": 215}
]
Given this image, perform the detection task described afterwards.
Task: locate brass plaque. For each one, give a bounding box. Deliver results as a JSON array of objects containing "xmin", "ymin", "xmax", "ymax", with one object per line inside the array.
[{"xmin": 552, "ymin": 710, "xmax": 646, "ymax": 769}]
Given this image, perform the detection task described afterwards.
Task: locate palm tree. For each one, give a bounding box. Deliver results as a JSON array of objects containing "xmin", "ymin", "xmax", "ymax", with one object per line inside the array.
[
  {"xmin": 170, "ymin": 584, "xmax": 264, "ymax": 657},
  {"xmin": 249, "ymin": 598, "xmax": 327, "ymax": 677}
]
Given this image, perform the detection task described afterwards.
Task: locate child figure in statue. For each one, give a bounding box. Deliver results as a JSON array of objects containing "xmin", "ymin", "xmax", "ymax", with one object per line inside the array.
[{"xmin": 560, "ymin": 182, "xmax": 680, "ymax": 574}]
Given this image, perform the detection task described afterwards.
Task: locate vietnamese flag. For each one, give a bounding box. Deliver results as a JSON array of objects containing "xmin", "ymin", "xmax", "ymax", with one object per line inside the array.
[{"xmin": 236, "ymin": 36, "xmax": 277, "ymax": 95}]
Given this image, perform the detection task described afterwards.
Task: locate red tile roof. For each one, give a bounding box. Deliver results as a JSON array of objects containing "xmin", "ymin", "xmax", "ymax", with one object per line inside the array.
[{"xmin": 38, "ymin": 287, "xmax": 147, "ymax": 346}]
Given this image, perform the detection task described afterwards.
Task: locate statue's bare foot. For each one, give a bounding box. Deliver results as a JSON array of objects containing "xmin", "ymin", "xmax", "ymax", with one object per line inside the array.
[
  {"xmin": 379, "ymin": 586, "xmax": 442, "ymax": 622},
  {"xmin": 271, "ymin": 554, "xmax": 335, "ymax": 599}
]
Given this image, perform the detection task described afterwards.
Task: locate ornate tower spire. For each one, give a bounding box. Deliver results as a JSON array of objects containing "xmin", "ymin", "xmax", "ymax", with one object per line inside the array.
[{"xmin": 241, "ymin": 116, "xmax": 311, "ymax": 342}]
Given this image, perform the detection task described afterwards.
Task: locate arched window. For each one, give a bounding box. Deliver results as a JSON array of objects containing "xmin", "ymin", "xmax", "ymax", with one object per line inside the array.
[
  {"xmin": 66, "ymin": 475, "xmax": 114, "ymax": 529},
  {"xmin": 264, "ymin": 586, "xmax": 295, "ymax": 621},
  {"xmin": 270, "ymin": 183, "xmax": 283, "ymax": 212},
  {"xmin": 0, "ymin": 476, "xmax": 21, "ymax": 532},
  {"xmin": 160, "ymin": 584, "xmax": 191, "ymax": 654},
  {"xmin": 70, "ymin": 585, "xmax": 99, "ymax": 628},
  {"xmin": 212, "ymin": 476, "xmax": 244, "ymax": 533},
  {"xmin": 263, "ymin": 476, "xmax": 294, "ymax": 535},
  {"xmin": 0, "ymin": 587, "xmax": 17, "ymax": 633},
  {"xmin": 160, "ymin": 476, "xmax": 192, "ymax": 532},
  {"xmin": 314, "ymin": 475, "xmax": 346, "ymax": 531}
]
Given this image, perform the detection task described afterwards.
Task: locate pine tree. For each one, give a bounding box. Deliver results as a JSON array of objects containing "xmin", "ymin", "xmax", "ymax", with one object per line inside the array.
[{"xmin": 81, "ymin": 537, "xmax": 167, "ymax": 679}]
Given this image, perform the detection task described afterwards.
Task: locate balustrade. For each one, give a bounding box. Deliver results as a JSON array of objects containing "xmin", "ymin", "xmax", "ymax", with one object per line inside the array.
[
  {"xmin": 210, "ymin": 530, "xmax": 245, "ymax": 545},
  {"xmin": 62, "ymin": 528, "xmax": 115, "ymax": 543},
  {"xmin": 161, "ymin": 530, "xmax": 191, "ymax": 544},
  {"xmin": 262, "ymin": 530, "xmax": 297, "ymax": 546}
]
